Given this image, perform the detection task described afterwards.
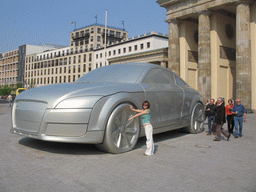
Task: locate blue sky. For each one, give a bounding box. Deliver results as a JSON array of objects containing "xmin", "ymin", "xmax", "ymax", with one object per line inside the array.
[{"xmin": 0, "ymin": 0, "xmax": 168, "ymax": 53}]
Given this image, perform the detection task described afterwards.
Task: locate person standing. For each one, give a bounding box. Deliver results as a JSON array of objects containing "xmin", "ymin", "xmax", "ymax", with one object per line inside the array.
[
  {"xmin": 213, "ymin": 98, "xmax": 231, "ymax": 141},
  {"xmin": 129, "ymin": 101, "xmax": 154, "ymax": 156},
  {"xmin": 7, "ymin": 94, "xmax": 12, "ymax": 107},
  {"xmin": 232, "ymin": 99, "xmax": 246, "ymax": 138},
  {"xmin": 226, "ymin": 99, "xmax": 234, "ymax": 133},
  {"xmin": 205, "ymin": 99, "xmax": 216, "ymax": 135},
  {"xmin": 204, "ymin": 99, "xmax": 210, "ymax": 121}
]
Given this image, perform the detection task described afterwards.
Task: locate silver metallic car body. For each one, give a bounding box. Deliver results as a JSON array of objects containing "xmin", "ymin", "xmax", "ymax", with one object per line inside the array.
[{"xmin": 11, "ymin": 63, "xmax": 203, "ymax": 152}]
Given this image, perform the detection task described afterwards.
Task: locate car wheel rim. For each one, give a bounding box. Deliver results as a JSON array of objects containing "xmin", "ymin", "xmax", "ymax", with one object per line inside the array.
[
  {"xmin": 107, "ymin": 104, "xmax": 140, "ymax": 151},
  {"xmin": 192, "ymin": 103, "xmax": 204, "ymax": 131}
]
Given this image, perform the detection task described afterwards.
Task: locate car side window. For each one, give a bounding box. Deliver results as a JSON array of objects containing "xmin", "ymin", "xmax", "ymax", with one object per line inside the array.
[
  {"xmin": 142, "ymin": 69, "xmax": 175, "ymax": 85},
  {"xmin": 175, "ymin": 76, "xmax": 189, "ymax": 87}
]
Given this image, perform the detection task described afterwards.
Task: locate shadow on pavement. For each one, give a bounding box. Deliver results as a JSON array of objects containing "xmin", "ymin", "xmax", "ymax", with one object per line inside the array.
[
  {"xmin": 18, "ymin": 129, "xmax": 194, "ymax": 155},
  {"xmin": 18, "ymin": 138, "xmax": 104, "ymax": 155}
]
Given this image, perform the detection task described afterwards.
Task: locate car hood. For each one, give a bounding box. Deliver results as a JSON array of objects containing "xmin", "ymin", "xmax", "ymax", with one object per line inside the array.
[{"xmin": 15, "ymin": 82, "xmax": 143, "ymax": 108}]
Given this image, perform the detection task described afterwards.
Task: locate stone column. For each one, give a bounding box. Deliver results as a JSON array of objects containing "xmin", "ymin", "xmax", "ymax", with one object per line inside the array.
[
  {"xmin": 166, "ymin": 19, "xmax": 180, "ymax": 76},
  {"xmin": 236, "ymin": 1, "xmax": 251, "ymax": 111},
  {"xmin": 198, "ymin": 10, "xmax": 211, "ymax": 102},
  {"xmin": 161, "ymin": 61, "xmax": 167, "ymax": 68}
]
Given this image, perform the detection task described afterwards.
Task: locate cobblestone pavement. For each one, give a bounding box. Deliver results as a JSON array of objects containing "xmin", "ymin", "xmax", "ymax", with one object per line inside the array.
[{"xmin": 0, "ymin": 103, "xmax": 255, "ymax": 192}]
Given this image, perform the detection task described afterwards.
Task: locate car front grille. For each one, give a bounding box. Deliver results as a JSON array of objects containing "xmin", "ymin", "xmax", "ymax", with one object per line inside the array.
[{"xmin": 12, "ymin": 100, "xmax": 47, "ymax": 133}]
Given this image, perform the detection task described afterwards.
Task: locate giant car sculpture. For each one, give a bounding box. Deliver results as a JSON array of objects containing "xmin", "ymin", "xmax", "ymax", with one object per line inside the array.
[{"xmin": 11, "ymin": 63, "xmax": 204, "ymax": 153}]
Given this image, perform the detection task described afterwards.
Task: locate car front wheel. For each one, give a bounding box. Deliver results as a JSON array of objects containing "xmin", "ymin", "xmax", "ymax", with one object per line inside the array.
[
  {"xmin": 96, "ymin": 103, "xmax": 140, "ymax": 154},
  {"xmin": 187, "ymin": 102, "xmax": 204, "ymax": 133}
]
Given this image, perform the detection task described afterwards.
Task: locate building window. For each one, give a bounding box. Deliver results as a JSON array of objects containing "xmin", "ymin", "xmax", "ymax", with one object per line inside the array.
[
  {"xmin": 89, "ymin": 54, "xmax": 92, "ymax": 61},
  {"xmin": 96, "ymin": 54, "xmax": 98, "ymax": 59},
  {"xmin": 78, "ymin": 65, "xmax": 81, "ymax": 73},
  {"xmin": 73, "ymin": 56, "xmax": 76, "ymax": 64},
  {"xmin": 78, "ymin": 55, "xmax": 81, "ymax": 63},
  {"xmin": 100, "ymin": 53, "xmax": 102, "ymax": 58},
  {"xmin": 147, "ymin": 42, "xmax": 150, "ymax": 48},
  {"xmin": 109, "ymin": 51, "xmax": 111, "ymax": 56},
  {"xmin": 83, "ymin": 64, "xmax": 86, "ymax": 72},
  {"xmin": 97, "ymin": 36, "xmax": 101, "ymax": 42},
  {"xmin": 140, "ymin": 43, "xmax": 144, "ymax": 49},
  {"xmin": 91, "ymin": 28, "xmax": 94, "ymax": 33},
  {"xmin": 73, "ymin": 66, "xmax": 76, "ymax": 73},
  {"xmin": 116, "ymin": 32, "xmax": 121, "ymax": 38},
  {"xmin": 118, "ymin": 49, "xmax": 121, "ymax": 54},
  {"xmin": 84, "ymin": 54, "xmax": 86, "ymax": 62},
  {"xmin": 134, "ymin": 45, "xmax": 137, "ymax": 51},
  {"xmin": 123, "ymin": 48, "xmax": 126, "ymax": 53},
  {"xmin": 73, "ymin": 75, "xmax": 76, "ymax": 82},
  {"xmin": 97, "ymin": 28, "xmax": 101, "ymax": 33}
]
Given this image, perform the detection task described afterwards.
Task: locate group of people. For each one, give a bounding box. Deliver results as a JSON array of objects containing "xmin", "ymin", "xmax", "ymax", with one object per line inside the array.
[
  {"xmin": 126, "ymin": 97, "xmax": 246, "ymax": 156},
  {"xmin": 205, "ymin": 97, "xmax": 246, "ymax": 140}
]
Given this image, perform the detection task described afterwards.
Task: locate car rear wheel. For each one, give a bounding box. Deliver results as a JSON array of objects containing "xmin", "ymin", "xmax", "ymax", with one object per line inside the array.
[
  {"xmin": 96, "ymin": 103, "xmax": 140, "ymax": 154},
  {"xmin": 186, "ymin": 102, "xmax": 204, "ymax": 133}
]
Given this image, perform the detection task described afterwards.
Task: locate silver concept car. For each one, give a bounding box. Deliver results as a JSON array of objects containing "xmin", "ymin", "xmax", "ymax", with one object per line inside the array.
[{"xmin": 11, "ymin": 63, "xmax": 204, "ymax": 153}]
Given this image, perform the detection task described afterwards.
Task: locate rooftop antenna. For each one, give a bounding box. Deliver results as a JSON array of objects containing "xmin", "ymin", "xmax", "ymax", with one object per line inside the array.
[
  {"xmin": 71, "ymin": 22, "xmax": 76, "ymax": 30},
  {"xmin": 121, "ymin": 21, "xmax": 124, "ymax": 30}
]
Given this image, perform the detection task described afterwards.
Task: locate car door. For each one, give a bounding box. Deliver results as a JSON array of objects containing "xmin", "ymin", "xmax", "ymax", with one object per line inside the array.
[{"xmin": 140, "ymin": 69, "xmax": 183, "ymax": 128}]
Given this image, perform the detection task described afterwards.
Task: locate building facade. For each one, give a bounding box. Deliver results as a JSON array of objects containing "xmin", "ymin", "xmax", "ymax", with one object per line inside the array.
[
  {"xmin": 0, "ymin": 49, "xmax": 19, "ymax": 86},
  {"xmin": 94, "ymin": 31, "xmax": 168, "ymax": 68},
  {"xmin": 25, "ymin": 24, "xmax": 128, "ymax": 87},
  {"xmin": 0, "ymin": 44, "xmax": 64, "ymax": 86},
  {"xmin": 157, "ymin": 0, "xmax": 256, "ymax": 111}
]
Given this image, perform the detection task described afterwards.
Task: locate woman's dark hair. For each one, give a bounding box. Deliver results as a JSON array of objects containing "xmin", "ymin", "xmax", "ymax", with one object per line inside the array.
[{"xmin": 142, "ymin": 101, "xmax": 150, "ymax": 109}]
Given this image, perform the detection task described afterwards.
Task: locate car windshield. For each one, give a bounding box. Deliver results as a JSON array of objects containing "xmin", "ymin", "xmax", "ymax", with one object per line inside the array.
[{"xmin": 76, "ymin": 64, "xmax": 147, "ymax": 83}]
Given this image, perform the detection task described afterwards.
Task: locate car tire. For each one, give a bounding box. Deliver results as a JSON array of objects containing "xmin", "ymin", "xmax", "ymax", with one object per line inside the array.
[
  {"xmin": 96, "ymin": 103, "xmax": 141, "ymax": 154},
  {"xmin": 186, "ymin": 102, "xmax": 204, "ymax": 134}
]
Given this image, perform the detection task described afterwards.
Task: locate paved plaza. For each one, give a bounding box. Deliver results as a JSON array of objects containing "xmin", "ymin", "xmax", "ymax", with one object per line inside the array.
[{"xmin": 0, "ymin": 103, "xmax": 255, "ymax": 192}]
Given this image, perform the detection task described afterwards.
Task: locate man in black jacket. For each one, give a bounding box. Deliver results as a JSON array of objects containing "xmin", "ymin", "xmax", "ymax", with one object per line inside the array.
[
  {"xmin": 214, "ymin": 97, "xmax": 231, "ymax": 141},
  {"xmin": 205, "ymin": 99, "xmax": 216, "ymax": 135}
]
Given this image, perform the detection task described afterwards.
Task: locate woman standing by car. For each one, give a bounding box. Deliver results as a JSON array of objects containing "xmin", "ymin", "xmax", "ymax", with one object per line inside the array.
[
  {"xmin": 226, "ymin": 99, "xmax": 234, "ymax": 133},
  {"xmin": 129, "ymin": 101, "xmax": 154, "ymax": 156}
]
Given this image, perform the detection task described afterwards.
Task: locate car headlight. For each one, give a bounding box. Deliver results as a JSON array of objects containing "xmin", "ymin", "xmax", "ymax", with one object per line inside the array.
[{"xmin": 55, "ymin": 96, "xmax": 103, "ymax": 109}]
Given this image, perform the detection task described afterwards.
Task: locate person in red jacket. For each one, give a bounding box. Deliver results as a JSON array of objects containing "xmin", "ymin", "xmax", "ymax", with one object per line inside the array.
[{"xmin": 226, "ymin": 99, "xmax": 234, "ymax": 133}]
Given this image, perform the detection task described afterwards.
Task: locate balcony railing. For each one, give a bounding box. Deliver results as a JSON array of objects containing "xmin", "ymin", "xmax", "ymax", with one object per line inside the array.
[{"xmin": 72, "ymin": 33, "xmax": 90, "ymax": 40}]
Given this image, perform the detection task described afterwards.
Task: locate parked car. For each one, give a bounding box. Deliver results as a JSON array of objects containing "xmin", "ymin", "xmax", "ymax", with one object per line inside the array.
[{"xmin": 11, "ymin": 63, "xmax": 204, "ymax": 153}]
